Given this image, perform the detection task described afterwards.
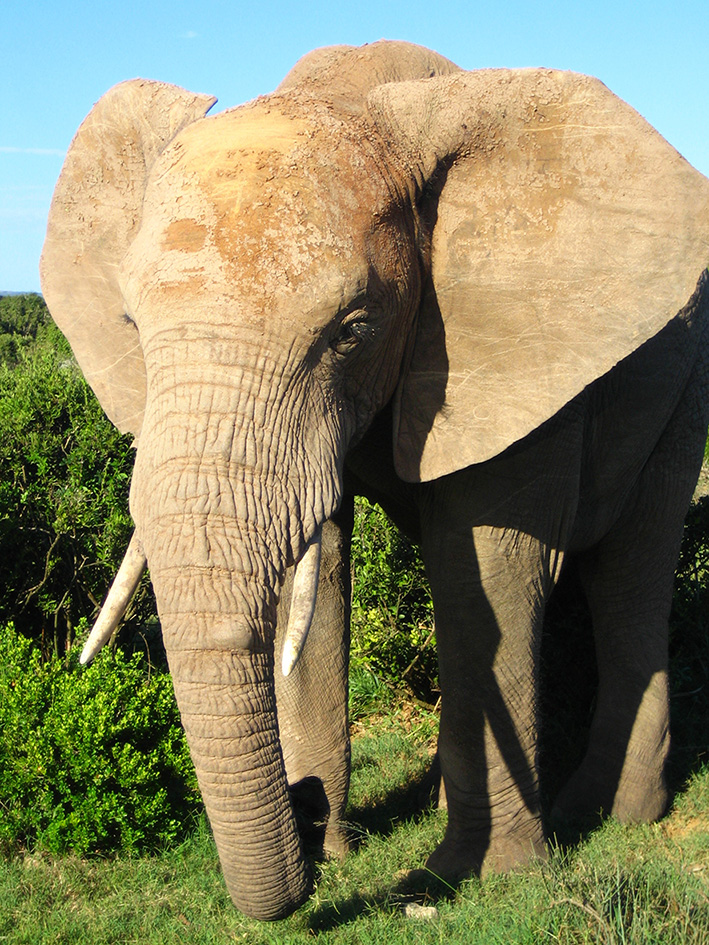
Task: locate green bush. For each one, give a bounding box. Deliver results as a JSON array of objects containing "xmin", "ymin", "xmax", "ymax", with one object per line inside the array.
[
  {"xmin": 0, "ymin": 293, "xmax": 54, "ymax": 367},
  {"xmin": 669, "ymin": 494, "xmax": 709, "ymax": 786},
  {"xmin": 350, "ymin": 498, "xmax": 437, "ymax": 698},
  {"xmin": 0, "ymin": 622, "xmax": 200, "ymax": 856},
  {"xmin": 0, "ymin": 294, "xmax": 156, "ymax": 655}
]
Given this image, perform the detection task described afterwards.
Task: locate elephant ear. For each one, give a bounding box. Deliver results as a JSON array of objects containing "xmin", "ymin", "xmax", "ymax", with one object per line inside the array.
[
  {"xmin": 40, "ymin": 80, "xmax": 216, "ymax": 437},
  {"xmin": 367, "ymin": 69, "xmax": 709, "ymax": 482}
]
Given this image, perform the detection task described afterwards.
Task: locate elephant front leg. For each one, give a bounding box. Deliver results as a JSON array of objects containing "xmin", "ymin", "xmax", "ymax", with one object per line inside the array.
[
  {"xmin": 423, "ymin": 518, "xmax": 560, "ymax": 882},
  {"xmin": 275, "ymin": 499, "xmax": 354, "ymax": 860}
]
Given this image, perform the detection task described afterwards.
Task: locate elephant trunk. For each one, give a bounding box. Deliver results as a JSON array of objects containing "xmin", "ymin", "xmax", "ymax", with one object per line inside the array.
[
  {"xmin": 165, "ymin": 616, "xmax": 310, "ymax": 919},
  {"xmin": 128, "ymin": 332, "xmax": 344, "ymax": 918},
  {"xmin": 149, "ymin": 549, "xmax": 311, "ymax": 920}
]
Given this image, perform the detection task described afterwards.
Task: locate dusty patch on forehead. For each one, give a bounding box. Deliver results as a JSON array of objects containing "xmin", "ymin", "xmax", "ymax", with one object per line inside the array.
[
  {"xmin": 172, "ymin": 103, "xmax": 310, "ymax": 189},
  {"xmin": 162, "ymin": 219, "xmax": 208, "ymax": 253},
  {"xmin": 139, "ymin": 96, "xmax": 383, "ymax": 317}
]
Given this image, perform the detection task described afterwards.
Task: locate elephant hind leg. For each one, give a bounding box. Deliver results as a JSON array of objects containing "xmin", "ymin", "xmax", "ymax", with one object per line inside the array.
[
  {"xmin": 553, "ymin": 361, "xmax": 709, "ymax": 829},
  {"xmin": 552, "ymin": 530, "xmax": 674, "ymax": 828}
]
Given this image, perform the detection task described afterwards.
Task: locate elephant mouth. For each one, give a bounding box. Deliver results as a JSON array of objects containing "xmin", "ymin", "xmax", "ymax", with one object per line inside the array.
[{"xmin": 82, "ymin": 525, "xmax": 324, "ymax": 678}]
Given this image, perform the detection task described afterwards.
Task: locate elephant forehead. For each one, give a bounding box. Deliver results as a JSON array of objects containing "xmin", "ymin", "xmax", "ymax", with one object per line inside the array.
[
  {"xmin": 132, "ymin": 106, "xmax": 379, "ymax": 323},
  {"xmin": 153, "ymin": 102, "xmax": 377, "ymax": 239},
  {"xmin": 165, "ymin": 104, "xmax": 310, "ymax": 199}
]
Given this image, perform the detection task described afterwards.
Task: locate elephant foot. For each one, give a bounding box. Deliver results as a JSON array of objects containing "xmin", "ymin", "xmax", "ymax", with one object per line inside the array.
[
  {"xmin": 323, "ymin": 824, "xmax": 350, "ymax": 862},
  {"xmin": 287, "ymin": 776, "xmax": 336, "ymax": 860},
  {"xmin": 421, "ymin": 825, "xmax": 546, "ymax": 888},
  {"xmin": 551, "ymin": 761, "xmax": 669, "ymax": 835},
  {"xmin": 288, "ymin": 776, "xmax": 351, "ymax": 861}
]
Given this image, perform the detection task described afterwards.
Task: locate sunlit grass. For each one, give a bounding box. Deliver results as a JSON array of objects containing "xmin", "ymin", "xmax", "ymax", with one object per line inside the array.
[{"xmin": 1, "ymin": 703, "xmax": 708, "ymax": 945}]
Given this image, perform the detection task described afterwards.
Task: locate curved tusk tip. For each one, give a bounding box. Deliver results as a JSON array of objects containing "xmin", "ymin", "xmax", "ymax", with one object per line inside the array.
[
  {"xmin": 79, "ymin": 643, "xmax": 96, "ymax": 665},
  {"xmin": 281, "ymin": 641, "xmax": 299, "ymax": 678}
]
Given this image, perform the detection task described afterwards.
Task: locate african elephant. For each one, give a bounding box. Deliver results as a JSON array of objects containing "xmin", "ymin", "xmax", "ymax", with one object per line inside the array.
[{"xmin": 40, "ymin": 41, "xmax": 709, "ymax": 920}]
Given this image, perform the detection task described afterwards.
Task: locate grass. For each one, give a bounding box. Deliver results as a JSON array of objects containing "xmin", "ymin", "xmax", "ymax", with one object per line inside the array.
[
  {"xmin": 2, "ymin": 497, "xmax": 708, "ymax": 943},
  {"xmin": 1, "ymin": 702, "xmax": 707, "ymax": 944}
]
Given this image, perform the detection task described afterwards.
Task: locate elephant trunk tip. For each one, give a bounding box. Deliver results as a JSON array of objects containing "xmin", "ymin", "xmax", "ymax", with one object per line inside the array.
[{"xmin": 223, "ymin": 847, "xmax": 314, "ymax": 921}]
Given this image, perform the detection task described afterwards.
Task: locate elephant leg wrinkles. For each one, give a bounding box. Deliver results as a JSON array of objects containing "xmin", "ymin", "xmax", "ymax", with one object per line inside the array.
[
  {"xmin": 554, "ymin": 335, "xmax": 709, "ymax": 828},
  {"xmin": 275, "ymin": 500, "xmax": 354, "ymax": 860},
  {"xmin": 416, "ymin": 416, "xmax": 580, "ymax": 880}
]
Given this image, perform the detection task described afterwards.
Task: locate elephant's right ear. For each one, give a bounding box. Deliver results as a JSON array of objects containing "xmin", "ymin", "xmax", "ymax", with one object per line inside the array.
[
  {"xmin": 40, "ymin": 80, "xmax": 216, "ymax": 437},
  {"xmin": 368, "ymin": 70, "xmax": 709, "ymax": 482}
]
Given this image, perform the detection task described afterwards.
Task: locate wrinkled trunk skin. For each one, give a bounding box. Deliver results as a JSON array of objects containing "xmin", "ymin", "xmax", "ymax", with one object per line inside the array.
[
  {"xmin": 160, "ymin": 583, "xmax": 311, "ymax": 920},
  {"xmin": 129, "ymin": 336, "xmax": 337, "ymax": 920},
  {"xmin": 152, "ymin": 548, "xmax": 310, "ymax": 919}
]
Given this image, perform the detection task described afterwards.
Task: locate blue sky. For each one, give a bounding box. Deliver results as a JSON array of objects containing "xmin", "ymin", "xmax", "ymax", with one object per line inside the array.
[{"xmin": 2, "ymin": 0, "xmax": 708, "ymax": 291}]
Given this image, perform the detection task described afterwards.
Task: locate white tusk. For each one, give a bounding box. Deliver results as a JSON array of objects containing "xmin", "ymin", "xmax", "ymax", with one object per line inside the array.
[
  {"xmin": 80, "ymin": 531, "xmax": 147, "ymax": 665},
  {"xmin": 281, "ymin": 528, "xmax": 322, "ymax": 677}
]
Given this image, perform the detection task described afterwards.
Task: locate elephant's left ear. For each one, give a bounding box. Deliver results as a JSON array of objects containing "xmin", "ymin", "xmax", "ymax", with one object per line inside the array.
[{"xmin": 367, "ymin": 70, "xmax": 709, "ymax": 482}]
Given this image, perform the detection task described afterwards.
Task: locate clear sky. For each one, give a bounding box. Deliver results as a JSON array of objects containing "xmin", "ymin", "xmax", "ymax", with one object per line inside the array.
[{"xmin": 2, "ymin": 0, "xmax": 707, "ymax": 291}]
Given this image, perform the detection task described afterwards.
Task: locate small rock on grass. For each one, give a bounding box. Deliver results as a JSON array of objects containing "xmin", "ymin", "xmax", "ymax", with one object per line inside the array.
[{"xmin": 402, "ymin": 902, "xmax": 439, "ymax": 920}]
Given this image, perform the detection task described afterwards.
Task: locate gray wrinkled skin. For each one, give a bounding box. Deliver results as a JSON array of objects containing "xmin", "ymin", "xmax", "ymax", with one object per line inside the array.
[{"xmin": 40, "ymin": 41, "xmax": 709, "ymax": 919}]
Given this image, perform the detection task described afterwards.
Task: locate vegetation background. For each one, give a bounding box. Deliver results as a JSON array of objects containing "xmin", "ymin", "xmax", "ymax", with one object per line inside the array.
[{"xmin": 0, "ymin": 293, "xmax": 707, "ymax": 942}]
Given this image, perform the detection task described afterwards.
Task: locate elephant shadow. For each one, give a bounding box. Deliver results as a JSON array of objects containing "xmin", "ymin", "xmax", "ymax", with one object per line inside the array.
[
  {"xmin": 329, "ymin": 494, "xmax": 709, "ymax": 915},
  {"xmin": 539, "ymin": 496, "xmax": 709, "ymax": 840}
]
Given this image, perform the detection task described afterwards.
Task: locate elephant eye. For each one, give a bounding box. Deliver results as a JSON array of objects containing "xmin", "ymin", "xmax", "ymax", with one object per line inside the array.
[{"xmin": 330, "ymin": 309, "xmax": 373, "ymax": 355}]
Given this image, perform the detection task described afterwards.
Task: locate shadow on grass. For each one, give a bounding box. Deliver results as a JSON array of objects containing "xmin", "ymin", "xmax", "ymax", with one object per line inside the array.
[
  {"xmin": 344, "ymin": 760, "xmax": 440, "ymax": 848},
  {"xmin": 307, "ymin": 864, "xmax": 458, "ymax": 933},
  {"xmin": 304, "ymin": 757, "xmax": 455, "ymax": 931}
]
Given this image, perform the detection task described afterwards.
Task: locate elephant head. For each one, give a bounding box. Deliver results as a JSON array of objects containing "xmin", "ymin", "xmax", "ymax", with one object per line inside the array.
[{"xmin": 40, "ymin": 41, "xmax": 709, "ymax": 919}]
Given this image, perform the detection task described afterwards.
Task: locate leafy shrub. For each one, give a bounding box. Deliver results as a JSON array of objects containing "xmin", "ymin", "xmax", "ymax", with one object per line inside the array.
[
  {"xmin": 0, "ymin": 622, "xmax": 200, "ymax": 855},
  {"xmin": 0, "ymin": 294, "xmax": 156, "ymax": 655},
  {"xmin": 673, "ymin": 494, "xmax": 709, "ymax": 621},
  {"xmin": 350, "ymin": 498, "xmax": 437, "ymax": 698},
  {"xmin": 0, "ymin": 293, "xmax": 54, "ymax": 367},
  {"xmin": 669, "ymin": 494, "xmax": 709, "ymax": 786}
]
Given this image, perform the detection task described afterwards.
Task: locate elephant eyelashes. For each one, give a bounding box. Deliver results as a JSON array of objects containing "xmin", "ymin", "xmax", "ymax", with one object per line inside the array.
[{"xmin": 330, "ymin": 310, "xmax": 374, "ymax": 355}]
